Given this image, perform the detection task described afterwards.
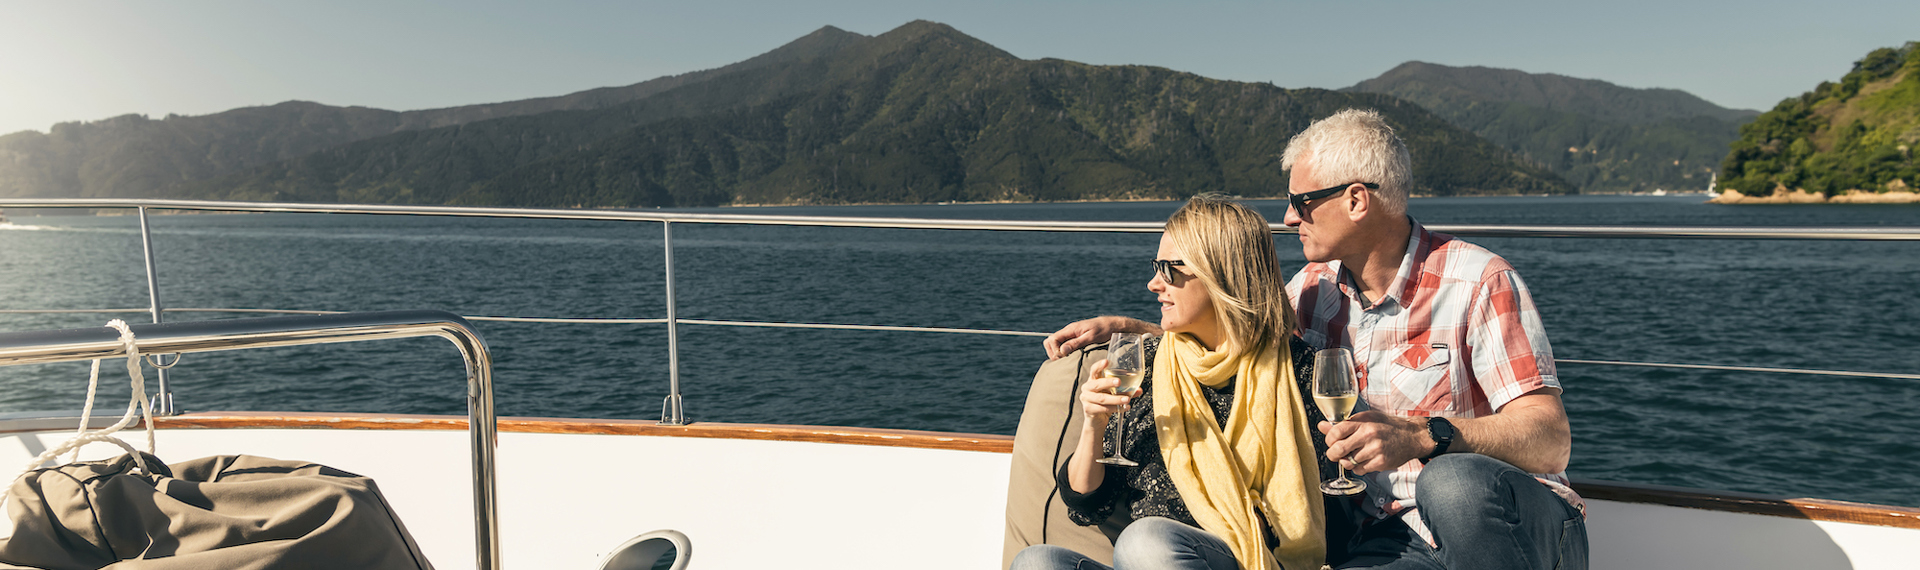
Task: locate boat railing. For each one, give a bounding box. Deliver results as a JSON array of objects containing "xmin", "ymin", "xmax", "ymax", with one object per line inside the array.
[
  {"xmin": 3, "ymin": 198, "xmax": 1919, "ymax": 425},
  {"xmin": 0, "ymin": 309, "xmax": 501, "ymax": 570}
]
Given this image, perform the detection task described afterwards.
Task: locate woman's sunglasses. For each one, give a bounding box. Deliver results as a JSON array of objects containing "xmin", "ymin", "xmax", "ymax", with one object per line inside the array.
[{"xmin": 1152, "ymin": 259, "xmax": 1189, "ymax": 285}]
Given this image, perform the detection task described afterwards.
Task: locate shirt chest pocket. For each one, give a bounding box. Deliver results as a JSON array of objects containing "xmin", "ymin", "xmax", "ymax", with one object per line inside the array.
[{"xmin": 1383, "ymin": 344, "xmax": 1455, "ymax": 412}]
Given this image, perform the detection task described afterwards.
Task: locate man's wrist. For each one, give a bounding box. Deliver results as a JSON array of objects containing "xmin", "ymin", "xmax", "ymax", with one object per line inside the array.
[{"xmin": 1420, "ymin": 417, "xmax": 1455, "ymax": 463}]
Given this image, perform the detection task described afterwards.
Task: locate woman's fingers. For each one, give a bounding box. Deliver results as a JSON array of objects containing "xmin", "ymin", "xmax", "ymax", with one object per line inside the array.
[{"xmin": 1079, "ymin": 362, "xmax": 1133, "ymax": 416}]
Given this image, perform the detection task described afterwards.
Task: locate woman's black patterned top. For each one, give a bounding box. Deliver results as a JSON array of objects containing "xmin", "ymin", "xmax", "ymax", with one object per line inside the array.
[{"xmin": 1055, "ymin": 335, "xmax": 1333, "ymax": 530}]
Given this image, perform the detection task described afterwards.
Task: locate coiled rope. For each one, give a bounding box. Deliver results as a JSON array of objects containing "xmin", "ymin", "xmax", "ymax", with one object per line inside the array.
[{"xmin": 0, "ymin": 320, "xmax": 157, "ymax": 509}]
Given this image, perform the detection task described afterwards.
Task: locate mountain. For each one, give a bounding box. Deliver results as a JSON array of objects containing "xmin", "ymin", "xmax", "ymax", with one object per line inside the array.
[
  {"xmin": 5, "ymin": 22, "xmax": 1570, "ymax": 207},
  {"xmin": 172, "ymin": 22, "xmax": 1569, "ymax": 206},
  {"xmin": 1718, "ymin": 42, "xmax": 1920, "ymax": 197},
  {"xmin": 0, "ymin": 26, "xmax": 869, "ymax": 200},
  {"xmin": 1347, "ymin": 61, "xmax": 1758, "ymax": 193}
]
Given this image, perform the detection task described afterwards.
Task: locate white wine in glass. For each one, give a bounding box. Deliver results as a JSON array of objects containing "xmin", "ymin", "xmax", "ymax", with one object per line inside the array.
[
  {"xmin": 1315, "ymin": 347, "xmax": 1367, "ymax": 496},
  {"xmin": 1096, "ymin": 332, "xmax": 1146, "ymax": 467},
  {"xmin": 1314, "ymin": 393, "xmax": 1357, "ymax": 422}
]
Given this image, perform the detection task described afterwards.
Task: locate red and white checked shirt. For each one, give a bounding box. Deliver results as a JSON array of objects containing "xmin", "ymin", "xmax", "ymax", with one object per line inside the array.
[{"xmin": 1286, "ymin": 219, "xmax": 1581, "ymax": 545}]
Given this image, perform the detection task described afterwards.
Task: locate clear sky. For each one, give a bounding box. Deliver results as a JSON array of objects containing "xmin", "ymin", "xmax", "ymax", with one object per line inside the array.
[{"xmin": 4, "ymin": 0, "xmax": 1916, "ymax": 136}]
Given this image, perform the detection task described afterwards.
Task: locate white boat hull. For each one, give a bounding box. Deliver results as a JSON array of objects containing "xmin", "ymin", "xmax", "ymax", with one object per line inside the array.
[{"xmin": 3, "ymin": 414, "xmax": 1915, "ymax": 570}]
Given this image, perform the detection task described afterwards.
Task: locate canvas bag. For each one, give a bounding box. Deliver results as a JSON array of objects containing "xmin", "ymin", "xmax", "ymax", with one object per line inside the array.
[{"xmin": 0, "ymin": 452, "xmax": 434, "ymax": 570}]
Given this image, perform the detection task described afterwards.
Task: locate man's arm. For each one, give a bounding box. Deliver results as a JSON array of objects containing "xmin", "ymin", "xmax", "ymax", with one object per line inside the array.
[
  {"xmin": 1320, "ymin": 389, "xmax": 1570, "ymax": 475},
  {"xmin": 1043, "ymin": 316, "xmax": 1162, "ymax": 359}
]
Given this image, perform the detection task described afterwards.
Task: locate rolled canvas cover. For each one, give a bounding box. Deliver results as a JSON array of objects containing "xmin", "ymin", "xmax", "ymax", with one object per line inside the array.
[
  {"xmin": 0, "ymin": 453, "xmax": 434, "ymax": 570},
  {"xmin": 1003, "ymin": 346, "xmax": 1123, "ymax": 570}
]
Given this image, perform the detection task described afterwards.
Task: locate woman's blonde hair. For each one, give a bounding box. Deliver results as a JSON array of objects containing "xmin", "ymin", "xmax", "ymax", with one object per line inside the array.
[{"xmin": 1163, "ymin": 194, "xmax": 1296, "ymax": 354}]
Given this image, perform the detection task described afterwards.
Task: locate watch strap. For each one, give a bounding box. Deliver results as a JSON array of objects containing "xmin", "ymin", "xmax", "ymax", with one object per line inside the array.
[{"xmin": 1421, "ymin": 417, "xmax": 1454, "ymax": 463}]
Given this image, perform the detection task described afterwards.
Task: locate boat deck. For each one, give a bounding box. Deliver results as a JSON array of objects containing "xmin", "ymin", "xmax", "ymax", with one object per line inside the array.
[{"xmin": 3, "ymin": 412, "xmax": 1916, "ymax": 569}]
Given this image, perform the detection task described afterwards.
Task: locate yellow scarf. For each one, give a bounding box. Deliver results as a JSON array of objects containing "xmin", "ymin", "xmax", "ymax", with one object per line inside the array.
[{"xmin": 1153, "ymin": 332, "xmax": 1325, "ymax": 570}]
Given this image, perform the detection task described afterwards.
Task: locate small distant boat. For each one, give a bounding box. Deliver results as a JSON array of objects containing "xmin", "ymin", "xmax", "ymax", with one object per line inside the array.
[{"xmin": 1706, "ymin": 172, "xmax": 1720, "ymax": 199}]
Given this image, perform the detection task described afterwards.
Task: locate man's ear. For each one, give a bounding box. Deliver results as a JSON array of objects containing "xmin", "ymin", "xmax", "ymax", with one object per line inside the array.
[{"xmin": 1343, "ymin": 183, "xmax": 1371, "ymax": 222}]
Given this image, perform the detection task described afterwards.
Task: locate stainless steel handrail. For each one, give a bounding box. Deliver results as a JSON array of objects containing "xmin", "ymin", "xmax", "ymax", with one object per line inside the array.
[
  {"xmin": 137, "ymin": 206, "xmax": 176, "ymax": 415},
  {"xmin": 5, "ymin": 198, "xmax": 1920, "ymax": 240},
  {"xmin": 0, "ymin": 310, "xmax": 502, "ymax": 570}
]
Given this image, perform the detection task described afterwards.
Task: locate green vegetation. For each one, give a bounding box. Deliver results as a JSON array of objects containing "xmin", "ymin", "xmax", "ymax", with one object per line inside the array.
[
  {"xmin": 8, "ymin": 22, "xmax": 1570, "ymax": 207},
  {"xmin": 1348, "ymin": 62, "xmax": 1756, "ymax": 194},
  {"xmin": 1719, "ymin": 42, "xmax": 1920, "ymax": 196},
  {"xmin": 0, "ymin": 26, "xmax": 870, "ymax": 201},
  {"xmin": 183, "ymin": 22, "xmax": 1568, "ymax": 207}
]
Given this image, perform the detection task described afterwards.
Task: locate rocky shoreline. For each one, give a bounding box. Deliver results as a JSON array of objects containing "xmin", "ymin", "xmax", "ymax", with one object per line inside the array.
[{"xmin": 1708, "ymin": 187, "xmax": 1920, "ymax": 204}]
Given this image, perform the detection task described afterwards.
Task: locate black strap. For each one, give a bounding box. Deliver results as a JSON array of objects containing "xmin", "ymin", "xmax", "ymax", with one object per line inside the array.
[{"xmin": 1041, "ymin": 346, "xmax": 1097, "ymax": 544}]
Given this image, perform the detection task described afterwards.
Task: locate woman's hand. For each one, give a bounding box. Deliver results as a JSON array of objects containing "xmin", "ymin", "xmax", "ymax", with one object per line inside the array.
[
  {"xmin": 1079, "ymin": 358, "xmax": 1137, "ymax": 419},
  {"xmin": 1068, "ymin": 358, "xmax": 1136, "ymax": 494}
]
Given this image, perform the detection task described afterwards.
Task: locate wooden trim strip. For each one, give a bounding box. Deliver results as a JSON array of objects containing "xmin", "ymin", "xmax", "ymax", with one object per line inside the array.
[
  {"xmin": 1570, "ymin": 479, "xmax": 1920, "ymax": 529},
  {"xmin": 137, "ymin": 412, "xmax": 1920, "ymax": 530}
]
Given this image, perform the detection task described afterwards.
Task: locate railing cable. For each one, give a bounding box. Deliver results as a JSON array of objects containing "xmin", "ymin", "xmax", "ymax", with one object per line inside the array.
[{"xmin": 3, "ymin": 307, "xmax": 1912, "ymax": 381}]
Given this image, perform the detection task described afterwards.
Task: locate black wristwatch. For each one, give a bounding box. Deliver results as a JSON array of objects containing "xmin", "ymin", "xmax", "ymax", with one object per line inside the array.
[{"xmin": 1421, "ymin": 417, "xmax": 1455, "ymax": 463}]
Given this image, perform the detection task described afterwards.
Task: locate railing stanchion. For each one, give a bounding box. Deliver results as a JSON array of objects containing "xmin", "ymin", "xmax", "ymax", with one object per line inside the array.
[
  {"xmin": 137, "ymin": 206, "xmax": 177, "ymax": 416},
  {"xmin": 660, "ymin": 221, "xmax": 687, "ymax": 425}
]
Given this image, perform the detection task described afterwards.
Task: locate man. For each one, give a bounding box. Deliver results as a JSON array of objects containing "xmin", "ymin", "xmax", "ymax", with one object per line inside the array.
[{"xmin": 1043, "ymin": 109, "xmax": 1587, "ymax": 570}]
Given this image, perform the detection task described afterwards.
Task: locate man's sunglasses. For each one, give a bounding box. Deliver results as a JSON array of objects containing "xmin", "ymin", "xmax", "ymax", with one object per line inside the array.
[
  {"xmin": 1152, "ymin": 259, "xmax": 1189, "ymax": 285},
  {"xmin": 1289, "ymin": 182, "xmax": 1379, "ymax": 212}
]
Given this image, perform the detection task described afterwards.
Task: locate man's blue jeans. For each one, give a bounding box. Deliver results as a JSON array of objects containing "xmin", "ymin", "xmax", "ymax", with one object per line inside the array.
[
  {"xmin": 1011, "ymin": 517, "xmax": 1239, "ymax": 570},
  {"xmin": 1331, "ymin": 454, "xmax": 1588, "ymax": 570}
]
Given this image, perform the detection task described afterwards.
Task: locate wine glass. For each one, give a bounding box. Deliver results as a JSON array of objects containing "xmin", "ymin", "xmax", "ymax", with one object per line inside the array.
[
  {"xmin": 1095, "ymin": 332, "xmax": 1146, "ymax": 467},
  {"xmin": 1314, "ymin": 347, "xmax": 1367, "ymax": 496}
]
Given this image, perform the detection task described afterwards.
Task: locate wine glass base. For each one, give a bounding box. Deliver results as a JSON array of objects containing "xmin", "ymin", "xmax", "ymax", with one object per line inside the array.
[
  {"xmin": 1095, "ymin": 456, "xmax": 1139, "ymax": 467},
  {"xmin": 1320, "ymin": 479, "xmax": 1367, "ymax": 496}
]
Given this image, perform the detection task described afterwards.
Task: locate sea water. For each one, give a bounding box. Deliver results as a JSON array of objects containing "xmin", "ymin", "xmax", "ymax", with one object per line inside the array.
[{"xmin": 1, "ymin": 195, "xmax": 1916, "ymax": 507}]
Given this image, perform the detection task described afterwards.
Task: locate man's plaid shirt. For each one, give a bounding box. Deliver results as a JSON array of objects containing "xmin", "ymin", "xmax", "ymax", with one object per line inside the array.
[{"xmin": 1287, "ymin": 219, "xmax": 1582, "ymax": 545}]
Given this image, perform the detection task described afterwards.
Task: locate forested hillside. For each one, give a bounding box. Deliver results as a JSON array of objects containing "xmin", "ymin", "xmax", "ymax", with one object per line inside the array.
[
  {"xmin": 177, "ymin": 22, "xmax": 1568, "ymax": 206},
  {"xmin": 1348, "ymin": 61, "xmax": 1756, "ymax": 193},
  {"xmin": 5, "ymin": 22, "xmax": 1570, "ymax": 207},
  {"xmin": 1718, "ymin": 42, "xmax": 1920, "ymax": 196},
  {"xmin": 0, "ymin": 27, "xmax": 868, "ymax": 200}
]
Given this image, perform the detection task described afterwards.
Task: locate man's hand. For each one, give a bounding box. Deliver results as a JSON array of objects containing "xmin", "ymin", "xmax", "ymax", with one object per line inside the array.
[
  {"xmin": 1319, "ymin": 392, "xmax": 1572, "ymax": 475},
  {"xmin": 1043, "ymin": 316, "xmax": 1160, "ymax": 359},
  {"xmin": 1320, "ymin": 411, "xmax": 1431, "ymax": 475}
]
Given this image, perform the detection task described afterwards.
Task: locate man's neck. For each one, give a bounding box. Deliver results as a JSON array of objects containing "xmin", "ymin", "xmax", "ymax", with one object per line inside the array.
[{"xmin": 1338, "ymin": 216, "xmax": 1414, "ymax": 304}]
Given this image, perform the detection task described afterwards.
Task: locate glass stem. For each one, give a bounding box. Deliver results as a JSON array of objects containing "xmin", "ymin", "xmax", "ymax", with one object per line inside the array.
[{"xmin": 1111, "ymin": 402, "xmax": 1127, "ymax": 456}]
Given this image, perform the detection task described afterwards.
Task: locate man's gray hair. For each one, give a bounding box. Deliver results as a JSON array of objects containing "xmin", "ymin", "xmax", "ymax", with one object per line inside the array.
[{"xmin": 1280, "ymin": 108, "xmax": 1413, "ymax": 216}]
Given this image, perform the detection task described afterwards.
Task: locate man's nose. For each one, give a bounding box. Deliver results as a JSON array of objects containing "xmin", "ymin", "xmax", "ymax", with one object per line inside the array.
[{"xmin": 1283, "ymin": 205, "xmax": 1303, "ymax": 227}]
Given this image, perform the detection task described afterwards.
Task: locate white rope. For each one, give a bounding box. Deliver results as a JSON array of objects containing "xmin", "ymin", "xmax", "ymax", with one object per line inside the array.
[
  {"xmin": 70, "ymin": 359, "xmax": 103, "ymax": 463},
  {"xmin": 1, "ymin": 320, "xmax": 158, "ymax": 509}
]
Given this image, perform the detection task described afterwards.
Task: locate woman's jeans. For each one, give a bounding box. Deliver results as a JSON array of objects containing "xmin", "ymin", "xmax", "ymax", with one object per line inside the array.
[
  {"xmin": 1331, "ymin": 454, "xmax": 1588, "ymax": 570},
  {"xmin": 1011, "ymin": 517, "xmax": 1239, "ymax": 570}
]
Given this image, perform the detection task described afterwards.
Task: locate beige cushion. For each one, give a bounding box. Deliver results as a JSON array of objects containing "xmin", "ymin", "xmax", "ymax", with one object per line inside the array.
[{"xmin": 1003, "ymin": 346, "xmax": 1123, "ymax": 569}]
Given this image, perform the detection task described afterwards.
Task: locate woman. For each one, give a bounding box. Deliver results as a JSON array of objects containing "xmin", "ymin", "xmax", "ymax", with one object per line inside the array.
[{"xmin": 1013, "ymin": 195, "xmax": 1331, "ymax": 570}]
